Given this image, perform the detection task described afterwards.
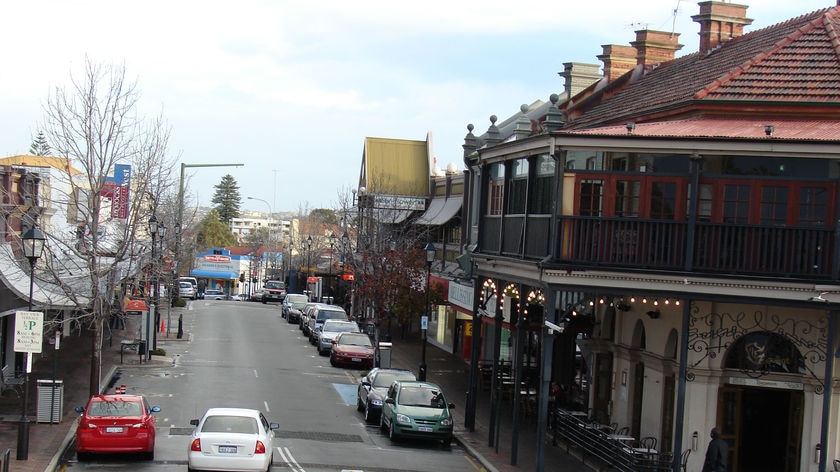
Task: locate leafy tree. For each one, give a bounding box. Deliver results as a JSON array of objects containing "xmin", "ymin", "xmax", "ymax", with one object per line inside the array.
[
  {"xmin": 29, "ymin": 130, "xmax": 51, "ymax": 156},
  {"xmin": 310, "ymin": 208, "xmax": 337, "ymax": 226},
  {"xmin": 196, "ymin": 209, "xmax": 238, "ymax": 249},
  {"xmin": 211, "ymin": 174, "xmax": 241, "ymax": 224},
  {"xmin": 244, "ymin": 225, "xmax": 269, "ymax": 247}
]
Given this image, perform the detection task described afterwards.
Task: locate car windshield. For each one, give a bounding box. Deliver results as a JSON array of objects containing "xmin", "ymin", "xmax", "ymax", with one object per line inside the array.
[
  {"xmin": 88, "ymin": 400, "xmax": 143, "ymax": 417},
  {"xmin": 324, "ymin": 323, "xmax": 355, "ymax": 333},
  {"xmin": 338, "ymin": 334, "xmax": 372, "ymax": 347},
  {"xmin": 264, "ymin": 281, "xmax": 284, "ymax": 289},
  {"xmin": 373, "ymin": 372, "xmax": 416, "ymax": 388},
  {"xmin": 201, "ymin": 415, "xmax": 258, "ymax": 434},
  {"xmin": 398, "ymin": 386, "xmax": 447, "ymax": 408},
  {"xmin": 317, "ymin": 310, "xmax": 346, "ymax": 321}
]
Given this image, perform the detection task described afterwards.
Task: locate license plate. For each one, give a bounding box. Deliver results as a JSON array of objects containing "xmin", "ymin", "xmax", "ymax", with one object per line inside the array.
[
  {"xmin": 418, "ymin": 426, "xmax": 433, "ymax": 432},
  {"xmin": 219, "ymin": 446, "xmax": 237, "ymax": 454},
  {"xmin": 351, "ymin": 358, "xmax": 361, "ymax": 362},
  {"xmin": 105, "ymin": 427, "xmax": 124, "ymax": 433}
]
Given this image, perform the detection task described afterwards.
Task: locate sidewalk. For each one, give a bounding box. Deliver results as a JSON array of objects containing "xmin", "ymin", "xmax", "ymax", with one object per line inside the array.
[{"xmin": 0, "ymin": 312, "xmax": 594, "ymax": 472}]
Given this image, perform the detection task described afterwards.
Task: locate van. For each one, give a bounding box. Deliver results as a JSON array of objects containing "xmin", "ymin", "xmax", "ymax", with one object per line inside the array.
[{"xmin": 307, "ymin": 305, "xmax": 349, "ymax": 344}]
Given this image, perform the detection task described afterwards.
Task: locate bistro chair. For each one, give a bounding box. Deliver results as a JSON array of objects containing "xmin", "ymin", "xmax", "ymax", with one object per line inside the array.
[
  {"xmin": 639, "ymin": 436, "xmax": 657, "ymax": 452},
  {"xmin": 606, "ymin": 422, "xmax": 618, "ymax": 433},
  {"xmin": 681, "ymin": 448, "xmax": 691, "ymax": 472},
  {"xmin": 617, "ymin": 426, "xmax": 630, "ymax": 436},
  {"xmin": 833, "ymin": 458, "xmax": 840, "ymax": 471}
]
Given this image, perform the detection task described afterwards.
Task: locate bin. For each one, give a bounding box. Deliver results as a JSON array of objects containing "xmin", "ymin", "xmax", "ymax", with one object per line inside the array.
[
  {"xmin": 379, "ymin": 342, "xmax": 392, "ymax": 368},
  {"xmin": 36, "ymin": 379, "xmax": 63, "ymax": 423}
]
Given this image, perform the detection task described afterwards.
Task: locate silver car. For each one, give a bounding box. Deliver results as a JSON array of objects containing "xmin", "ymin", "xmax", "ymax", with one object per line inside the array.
[{"xmin": 316, "ymin": 320, "xmax": 360, "ymax": 354}]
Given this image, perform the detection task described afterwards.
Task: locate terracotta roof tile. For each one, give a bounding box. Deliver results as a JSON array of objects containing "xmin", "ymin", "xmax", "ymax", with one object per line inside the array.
[
  {"xmin": 564, "ymin": 7, "xmax": 840, "ymax": 130},
  {"xmin": 562, "ymin": 117, "xmax": 840, "ymax": 140}
]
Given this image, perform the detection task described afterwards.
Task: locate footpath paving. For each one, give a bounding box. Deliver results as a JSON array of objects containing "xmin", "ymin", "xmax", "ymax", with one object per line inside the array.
[{"xmin": 0, "ymin": 307, "xmax": 594, "ymax": 472}]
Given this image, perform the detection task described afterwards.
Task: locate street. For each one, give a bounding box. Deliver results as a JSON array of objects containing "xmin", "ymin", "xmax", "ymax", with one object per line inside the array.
[{"xmin": 64, "ymin": 300, "xmax": 485, "ymax": 472}]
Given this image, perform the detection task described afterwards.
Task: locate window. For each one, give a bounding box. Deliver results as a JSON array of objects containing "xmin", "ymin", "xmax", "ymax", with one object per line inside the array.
[
  {"xmin": 614, "ymin": 179, "xmax": 640, "ymax": 217},
  {"xmin": 723, "ymin": 184, "xmax": 750, "ymax": 223},
  {"xmin": 760, "ymin": 186, "xmax": 788, "ymax": 225},
  {"xmin": 799, "ymin": 186, "xmax": 828, "ymax": 225},
  {"xmin": 650, "ymin": 181, "xmax": 677, "ymax": 219},
  {"xmin": 578, "ymin": 179, "xmax": 604, "ymax": 216},
  {"xmin": 487, "ymin": 163, "xmax": 504, "ymax": 215},
  {"xmin": 507, "ymin": 158, "xmax": 528, "ymax": 214},
  {"xmin": 530, "ymin": 154, "xmax": 554, "ymax": 214}
]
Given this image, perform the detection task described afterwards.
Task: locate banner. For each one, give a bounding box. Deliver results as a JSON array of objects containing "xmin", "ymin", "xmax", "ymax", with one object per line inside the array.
[{"xmin": 105, "ymin": 164, "xmax": 131, "ymax": 219}]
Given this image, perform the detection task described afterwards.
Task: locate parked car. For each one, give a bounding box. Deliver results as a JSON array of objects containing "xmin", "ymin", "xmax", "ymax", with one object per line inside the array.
[
  {"xmin": 379, "ymin": 380, "xmax": 455, "ymax": 446},
  {"xmin": 307, "ymin": 305, "xmax": 349, "ymax": 344},
  {"xmin": 204, "ymin": 289, "xmax": 226, "ymax": 300},
  {"xmin": 179, "ymin": 281, "xmax": 196, "ymax": 300},
  {"xmin": 283, "ymin": 294, "xmax": 309, "ymax": 323},
  {"xmin": 188, "ymin": 407, "xmax": 278, "ymax": 472},
  {"xmin": 300, "ymin": 302, "xmax": 328, "ymax": 335},
  {"xmin": 329, "ymin": 332, "xmax": 375, "ymax": 368},
  {"xmin": 316, "ymin": 320, "xmax": 360, "ymax": 354},
  {"xmin": 261, "ymin": 280, "xmax": 286, "ymax": 304},
  {"xmin": 74, "ymin": 394, "xmax": 161, "ymax": 460},
  {"xmin": 230, "ymin": 293, "xmax": 245, "ymax": 301},
  {"xmin": 249, "ymin": 290, "xmax": 263, "ymax": 302},
  {"xmin": 357, "ymin": 368, "xmax": 417, "ymax": 423}
]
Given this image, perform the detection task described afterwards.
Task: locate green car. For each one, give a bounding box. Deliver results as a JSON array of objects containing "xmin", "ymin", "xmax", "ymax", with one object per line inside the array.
[{"xmin": 379, "ymin": 380, "xmax": 455, "ymax": 446}]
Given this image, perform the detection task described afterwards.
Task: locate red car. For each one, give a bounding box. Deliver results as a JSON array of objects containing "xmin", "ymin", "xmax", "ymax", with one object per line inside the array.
[
  {"xmin": 74, "ymin": 394, "xmax": 161, "ymax": 460},
  {"xmin": 330, "ymin": 332, "xmax": 375, "ymax": 368}
]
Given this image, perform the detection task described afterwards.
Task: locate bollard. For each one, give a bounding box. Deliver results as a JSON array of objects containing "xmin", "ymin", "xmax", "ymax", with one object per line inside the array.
[{"xmin": 177, "ymin": 314, "xmax": 184, "ymax": 339}]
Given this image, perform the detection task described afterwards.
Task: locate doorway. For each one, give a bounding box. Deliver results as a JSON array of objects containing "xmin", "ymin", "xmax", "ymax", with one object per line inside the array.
[{"xmin": 719, "ymin": 386, "xmax": 803, "ymax": 472}]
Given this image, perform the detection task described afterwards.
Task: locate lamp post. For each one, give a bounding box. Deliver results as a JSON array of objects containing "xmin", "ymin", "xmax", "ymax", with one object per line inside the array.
[
  {"xmin": 17, "ymin": 226, "xmax": 46, "ymax": 460},
  {"xmin": 420, "ymin": 242, "xmax": 435, "ymax": 381},
  {"xmin": 247, "ymin": 196, "xmax": 273, "ymax": 280},
  {"xmin": 154, "ymin": 221, "xmax": 166, "ymax": 351},
  {"xmin": 147, "ymin": 215, "xmax": 158, "ymax": 360},
  {"xmin": 306, "ymin": 235, "xmax": 313, "ymax": 300},
  {"xmin": 328, "ymin": 233, "xmax": 336, "ymax": 301}
]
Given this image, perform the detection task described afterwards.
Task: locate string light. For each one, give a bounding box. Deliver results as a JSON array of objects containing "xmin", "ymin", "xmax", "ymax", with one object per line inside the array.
[
  {"xmin": 675, "ymin": 300, "xmax": 681, "ymax": 306},
  {"xmin": 664, "ymin": 299, "xmax": 670, "ymax": 305},
  {"xmin": 642, "ymin": 297, "xmax": 648, "ymax": 304},
  {"xmin": 653, "ymin": 299, "xmax": 659, "ymax": 306},
  {"xmin": 630, "ymin": 297, "xmax": 636, "ymax": 303}
]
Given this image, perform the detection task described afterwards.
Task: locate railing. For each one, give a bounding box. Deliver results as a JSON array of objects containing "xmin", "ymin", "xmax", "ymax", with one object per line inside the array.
[
  {"xmin": 555, "ymin": 216, "xmax": 835, "ymax": 280},
  {"xmin": 551, "ymin": 410, "xmax": 672, "ymax": 472}
]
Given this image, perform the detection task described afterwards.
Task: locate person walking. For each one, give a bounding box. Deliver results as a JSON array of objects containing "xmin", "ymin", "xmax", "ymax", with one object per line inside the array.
[{"xmin": 702, "ymin": 427, "xmax": 728, "ymax": 472}]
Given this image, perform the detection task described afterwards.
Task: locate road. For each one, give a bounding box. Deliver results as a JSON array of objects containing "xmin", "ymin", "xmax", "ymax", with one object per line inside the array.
[{"xmin": 65, "ymin": 300, "xmax": 485, "ymax": 472}]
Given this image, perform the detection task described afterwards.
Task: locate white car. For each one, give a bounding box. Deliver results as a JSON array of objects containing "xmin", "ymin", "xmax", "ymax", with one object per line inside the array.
[
  {"xmin": 204, "ymin": 289, "xmax": 226, "ymax": 300},
  {"xmin": 230, "ymin": 294, "xmax": 245, "ymax": 302},
  {"xmin": 188, "ymin": 407, "xmax": 278, "ymax": 472}
]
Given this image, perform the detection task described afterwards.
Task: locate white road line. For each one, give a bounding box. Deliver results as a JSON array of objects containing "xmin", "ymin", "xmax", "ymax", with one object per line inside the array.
[
  {"xmin": 254, "ymin": 369, "xmax": 259, "ymax": 378},
  {"xmin": 264, "ymin": 400, "xmax": 270, "ymax": 413},
  {"xmin": 277, "ymin": 446, "xmax": 305, "ymax": 472}
]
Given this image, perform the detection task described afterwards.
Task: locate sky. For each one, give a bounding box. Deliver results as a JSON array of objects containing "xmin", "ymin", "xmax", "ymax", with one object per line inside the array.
[{"xmin": 0, "ymin": 0, "xmax": 832, "ymax": 213}]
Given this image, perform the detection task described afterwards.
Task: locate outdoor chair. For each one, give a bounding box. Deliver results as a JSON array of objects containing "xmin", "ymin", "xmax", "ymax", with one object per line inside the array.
[
  {"xmin": 681, "ymin": 448, "xmax": 691, "ymax": 471},
  {"xmin": 639, "ymin": 436, "xmax": 657, "ymax": 452},
  {"xmin": 833, "ymin": 458, "xmax": 840, "ymax": 471},
  {"xmin": 617, "ymin": 426, "xmax": 630, "ymax": 436}
]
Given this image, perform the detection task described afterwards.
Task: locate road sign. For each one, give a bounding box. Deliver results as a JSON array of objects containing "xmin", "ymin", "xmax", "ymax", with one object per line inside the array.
[
  {"xmin": 421, "ymin": 315, "xmax": 428, "ymax": 330},
  {"xmin": 14, "ymin": 311, "xmax": 44, "ymax": 353}
]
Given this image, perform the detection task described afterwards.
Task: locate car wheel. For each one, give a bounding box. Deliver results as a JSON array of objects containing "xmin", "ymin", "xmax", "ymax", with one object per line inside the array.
[
  {"xmin": 442, "ymin": 437, "xmax": 452, "ymax": 448},
  {"xmin": 145, "ymin": 450, "xmax": 155, "ymax": 460},
  {"xmin": 77, "ymin": 451, "xmax": 90, "ymax": 462},
  {"xmin": 330, "ymin": 355, "xmax": 337, "ymax": 367},
  {"xmin": 364, "ymin": 402, "xmax": 375, "ymax": 423},
  {"xmin": 357, "ymin": 394, "xmax": 365, "ymax": 412},
  {"xmin": 379, "ymin": 412, "xmax": 387, "ymax": 431},
  {"xmin": 389, "ymin": 418, "xmax": 398, "ymax": 441}
]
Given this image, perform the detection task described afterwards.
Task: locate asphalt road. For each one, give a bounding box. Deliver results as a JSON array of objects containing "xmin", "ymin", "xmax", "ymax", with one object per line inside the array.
[{"xmin": 66, "ymin": 300, "xmax": 485, "ymax": 472}]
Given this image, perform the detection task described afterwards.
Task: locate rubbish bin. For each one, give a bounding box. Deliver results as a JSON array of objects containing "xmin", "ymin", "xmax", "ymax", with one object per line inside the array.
[
  {"xmin": 379, "ymin": 342, "xmax": 392, "ymax": 368},
  {"xmin": 138, "ymin": 340, "xmax": 147, "ymax": 356},
  {"xmin": 36, "ymin": 379, "xmax": 63, "ymax": 423}
]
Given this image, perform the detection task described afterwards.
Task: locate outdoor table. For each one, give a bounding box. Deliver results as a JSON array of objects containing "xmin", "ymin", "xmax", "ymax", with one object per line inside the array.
[{"xmin": 608, "ymin": 434, "xmax": 636, "ymax": 443}]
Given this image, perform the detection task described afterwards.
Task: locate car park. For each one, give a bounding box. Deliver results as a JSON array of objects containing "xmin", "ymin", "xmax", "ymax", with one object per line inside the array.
[
  {"xmin": 307, "ymin": 305, "xmax": 349, "ymax": 344},
  {"xmin": 188, "ymin": 407, "xmax": 278, "ymax": 472},
  {"xmin": 74, "ymin": 394, "xmax": 161, "ymax": 460},
  {"xmin": 357, "ymin": 368, "xmax": 417, "ymax": 423},
  {"xmin": 329, "ymin": 332, "xmax": 375, "ymax": 368},
  {"xmin": 283, "ymin": 293, "xmax": 309, "ymax": 323},
  {"xmin": 204, "ymin": 289, "xmax": 226, "ymax": 300},
  {"xmin": 316, "ymin": 320, "xmax": 360, "ymax": 354},
  {"xmin": 379, "ymin": 380, "xmax": 455, "ymax": 446},
  {"xmin": 179, "ymin": 282, "xmax": 196, "ymax": 300}
]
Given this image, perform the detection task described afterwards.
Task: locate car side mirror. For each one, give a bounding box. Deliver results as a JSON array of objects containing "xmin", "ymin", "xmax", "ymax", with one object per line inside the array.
[
  {"xmin": 385, "ymin": 398, "xmax": 395, "ymax": 405},
  {"xmin": 190, "ymin": 419, "xmax": 199, "ymax": 426},
  {"xmin": 151, "ymin": 406, "xmax": 161, "ymax": 413},
  {"xmin": 75, "ymin": 406, "xmax": 85, "ymax": 413},
  {"xmin": 269, "ymin": 422, "xmax": 280, "ymax": 430},
  {"xmin": 361, "ymin": 381, "xmax": 371, "ymax": 387}
]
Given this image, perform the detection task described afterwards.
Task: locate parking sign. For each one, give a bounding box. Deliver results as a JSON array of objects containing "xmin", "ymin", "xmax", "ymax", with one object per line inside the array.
[{"xmin": 14, "ymin": 311, "xmax": 44, "ymax": 353}]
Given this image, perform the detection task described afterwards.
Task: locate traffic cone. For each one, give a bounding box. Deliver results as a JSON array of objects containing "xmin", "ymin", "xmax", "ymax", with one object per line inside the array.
[{"xmin": 160, "ymin": 318, "xmax": 166, "ymax": 333}]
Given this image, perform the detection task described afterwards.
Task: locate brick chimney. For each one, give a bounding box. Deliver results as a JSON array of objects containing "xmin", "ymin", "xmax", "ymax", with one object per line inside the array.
[
  {"xmin": 559, "ymin": 62, "xmax": 602, "ymax": 97},
  {"xmin": 598, "ymin": 44, "xmax": 638, "ymax": 81},
  {"xmin": 631, "ymin": 30, "xmax": 683, "ymax": 67},
  {"xmin": 692, "ymin": 1, "xmax": 753, "ymax": 55}
]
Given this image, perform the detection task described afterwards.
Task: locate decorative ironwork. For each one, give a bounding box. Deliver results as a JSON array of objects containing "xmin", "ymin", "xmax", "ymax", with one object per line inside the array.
[{"xmin": 686, "ymin": 303, "xmax": 827, "ymax": 392}]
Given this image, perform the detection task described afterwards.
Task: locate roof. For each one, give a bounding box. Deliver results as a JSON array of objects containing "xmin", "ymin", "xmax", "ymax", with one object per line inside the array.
[
  {"xmin": 563, "ymin": 117, "xmax": 840, "ymax": 140},
  {"xmin": 0, "ymin": 155, "xmax": 82, "ymax": 175},
  {"xmin": 564, "ymin": 6, "xmax": 840, "ymax": 131},
  {"xmin": 360, "ymin": 137, "xmax": 430, "ymax": 197}
]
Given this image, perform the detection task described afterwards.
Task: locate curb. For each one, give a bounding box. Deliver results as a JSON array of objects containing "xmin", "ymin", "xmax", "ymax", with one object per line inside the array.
[{"xmin": 454, "ymin": 433, "xmax": 499, "ymax": 472}]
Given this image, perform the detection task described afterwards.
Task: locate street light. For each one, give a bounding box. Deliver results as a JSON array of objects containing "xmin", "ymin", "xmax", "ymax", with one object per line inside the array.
[
  {"xmin": 154, "ymin": 222, "xmax": 166, "ymax": 351},
  {"xmin": 420, "ymin": 242, "xmax": 435, "ymax": 381},
  {"xmin": 329, "ymin": 233, "xmax": 336, "ymax": 301},
  {"xmin": 306, "ymin": 235, "xmax": 313, "ymax": 300},
  {"xmin": 147, "ymin": 215, "xmax": 158, "ymax": 360},
  {"xmin": 17, "ymin": 225, "xmax": 46, "ymax": 460}
]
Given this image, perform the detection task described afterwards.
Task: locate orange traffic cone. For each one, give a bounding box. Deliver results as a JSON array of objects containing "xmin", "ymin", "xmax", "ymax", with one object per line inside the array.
[{"xmin": 160, "ymin": 318, "xmax": 166, "ymax": 332}]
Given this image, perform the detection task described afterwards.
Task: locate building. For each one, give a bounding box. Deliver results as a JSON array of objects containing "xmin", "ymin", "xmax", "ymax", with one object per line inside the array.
[{"xmin": 460, "ymin": 3, "xmax": 840, "ymax": 471}]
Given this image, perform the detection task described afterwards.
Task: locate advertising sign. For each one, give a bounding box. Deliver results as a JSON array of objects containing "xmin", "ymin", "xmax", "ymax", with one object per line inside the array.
[{"xmin": 14, "ymin": 311, "xmax": 44, "ymax": 353}]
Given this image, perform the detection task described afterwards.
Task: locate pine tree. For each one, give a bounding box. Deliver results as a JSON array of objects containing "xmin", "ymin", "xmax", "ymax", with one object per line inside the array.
[
  {"xmin": 29, "ymin": 131, "xmax": 51, "ymax": 156},
  {"xmin": 211, "ymin": 174, "xmax": 241, "ymax": 224}
]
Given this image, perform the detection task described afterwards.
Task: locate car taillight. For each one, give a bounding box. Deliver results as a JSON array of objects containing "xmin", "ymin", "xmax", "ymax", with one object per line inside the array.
[
  {"xmin": 254, "ymin": 440, "xmax": 266, "ymax": 454},
  {"xmin": 190, "ymin": 438, "xmax": 202, "ymax": 451}
]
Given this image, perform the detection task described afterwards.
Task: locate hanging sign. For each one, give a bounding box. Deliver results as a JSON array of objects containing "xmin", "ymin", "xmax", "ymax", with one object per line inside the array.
[{"xmin": 14, "ymin": 311, "xmax": 44, "ymax": 353}]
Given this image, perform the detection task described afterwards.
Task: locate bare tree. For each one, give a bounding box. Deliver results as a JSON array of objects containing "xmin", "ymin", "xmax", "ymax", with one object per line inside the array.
[{"xmin": 39, "ymin": 58, "xmax": 176, "ymax": 395}]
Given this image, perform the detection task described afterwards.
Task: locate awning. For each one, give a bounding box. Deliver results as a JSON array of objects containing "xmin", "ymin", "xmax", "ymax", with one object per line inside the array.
[
  {"xmin": 191, "ymin": 269, "xmax": 238, "ymax": 279},
  {"xmin": 415, "ymin": 197, "xmax": 446, "ymax": 225},
  {"xmin": 416, "ymin": 195, "xmax": 462, "ymax": 225},
  {"xmin": 370, "ymin": 208, "xmax": 415, "ymax": 224},
  {"xmin": 0, "ymin": 243, "xmax": 85, "ymax": 316}
]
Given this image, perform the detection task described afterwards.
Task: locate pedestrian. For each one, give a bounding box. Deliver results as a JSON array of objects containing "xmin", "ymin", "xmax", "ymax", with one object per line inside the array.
[{"xmin": 702, "ymin": 427, "xmax": 728, "ymax": 472}]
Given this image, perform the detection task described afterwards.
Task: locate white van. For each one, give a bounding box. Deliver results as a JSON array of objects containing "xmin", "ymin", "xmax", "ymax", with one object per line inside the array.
[{"xmin": 179, "ymin": 277, "xmax": 199, "ymax": 298}]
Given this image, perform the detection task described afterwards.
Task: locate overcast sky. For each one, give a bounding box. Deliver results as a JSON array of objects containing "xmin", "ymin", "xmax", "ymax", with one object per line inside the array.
[{"xmin": 0, "ymin": 0, "xmax": 831, "ymax": 213}]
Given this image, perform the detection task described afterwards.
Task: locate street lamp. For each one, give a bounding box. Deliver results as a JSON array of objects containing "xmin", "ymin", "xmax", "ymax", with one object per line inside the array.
[
  {"xmin": 306, "ymin": 235, "xmax": 313, "ymax": 300},
  {"xmin": 420, "ymin": 242, "xmax": 435, "ymax": 381},
  {"xmin": 154, "ymin": 222, "xmax": 166, "ymax": 351},
  {"xmin": 17, "ymin": 225, "xmax": 46, "ymax": 460},
  {"xmin": 147, "ymin": 215, "xmax": 158, "ymax": 360},
  {"xmin": 329, "ymin": 233, "xmax": 336, "ymax": 301},
  {"xmin": 247, "ymin": 196, "xmax": 273, "ymax": 280}
]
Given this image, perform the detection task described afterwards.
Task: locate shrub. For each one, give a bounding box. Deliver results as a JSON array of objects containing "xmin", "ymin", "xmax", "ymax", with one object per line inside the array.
[
  {"xmin": 150, "ymin": 348, "xmax": 166, "ymax": 356},
  {"xmin": 173, "ymin": 297, "xmax": 186, "ymax": 307}
]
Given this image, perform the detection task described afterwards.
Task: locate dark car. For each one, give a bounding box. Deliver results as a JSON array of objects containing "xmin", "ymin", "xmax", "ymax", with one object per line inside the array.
[
  {"xmin": 357, "ymin": 368, "xmax": 417, "ymax": 423},
  {"xmin": 283, "ymin": 294, "xmax": 309, "ymax": 323}
]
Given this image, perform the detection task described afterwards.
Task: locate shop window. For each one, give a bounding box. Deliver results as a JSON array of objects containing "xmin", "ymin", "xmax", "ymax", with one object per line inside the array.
[
  {"xmin": 487, "ymin": 162, "xmax": 504, "ymax": 216},
  {"xmin": 530, "ymin": 154, "xmax": 554, "ymax": 214},
  {"xmin": 507, "ymin": 158, "xmax": 528, "ymax": 214}
]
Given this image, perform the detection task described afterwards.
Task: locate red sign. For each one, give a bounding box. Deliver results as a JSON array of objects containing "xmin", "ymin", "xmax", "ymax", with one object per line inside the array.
[
  {"xmin": 342, "ymin": 274, "xmax": 355, "ymax": 281},
  {"xmin": 204, "ymin": 255, "xmax": 231, "ymax": 263}
]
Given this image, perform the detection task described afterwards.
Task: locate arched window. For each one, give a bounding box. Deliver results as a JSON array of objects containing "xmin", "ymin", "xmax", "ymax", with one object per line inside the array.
[{"xmin": 724, "ymin": 331, "xmax": 805, "ymax": 374}]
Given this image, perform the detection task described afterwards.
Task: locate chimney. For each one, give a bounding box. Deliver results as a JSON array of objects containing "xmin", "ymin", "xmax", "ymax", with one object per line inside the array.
[
  {"xmin": 631, "ymin": 30, "xmax": 683, "ymax": 67},
  {"xmin": 598, "ymin": 44, "xmax": 638, "ymax": 81},
  {"xmin": 692, "ymin": 1, "xmax": 753, "ymax": 55},
  {"xmin": 559, "ymin": 62, "xmax": 602, "ymax": 97}
]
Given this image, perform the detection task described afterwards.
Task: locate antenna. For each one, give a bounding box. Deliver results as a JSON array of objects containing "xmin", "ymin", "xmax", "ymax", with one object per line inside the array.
[{"xmin": 671, "ymin": 0, "xmax": 682, "ymax": 36}]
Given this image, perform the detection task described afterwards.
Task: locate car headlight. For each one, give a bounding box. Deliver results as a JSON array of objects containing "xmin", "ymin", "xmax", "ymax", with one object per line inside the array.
[
  {"xmin": 395, "ymin": 413, "xmax": 411, "ymax": 424},
  {"xmin": 371, "ymin": 399, "xmax": 383, "ymax": 406},
  {"xmin": 441, "ymin": 417, "xmax": 453, "ymax": 426}
]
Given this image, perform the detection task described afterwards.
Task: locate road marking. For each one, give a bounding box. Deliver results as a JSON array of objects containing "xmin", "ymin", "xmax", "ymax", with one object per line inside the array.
[
  {"xmin": 264, "ymin": 400, "xmax": 270, "ymax": 413},
  {"xmin": 254, "ymin": 369, "xmax": 259, "ymax": 378},
  {"xmin": 464, "ymin": 454, "xmax": 487, "ymax": 471},
  {"xmin": 277, "ymin": 446, "xmax": 306, "ymax": 472}
]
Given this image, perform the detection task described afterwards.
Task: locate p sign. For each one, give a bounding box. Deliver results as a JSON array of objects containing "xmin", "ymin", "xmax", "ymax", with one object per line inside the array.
[{"xmin": 14, "ymin": 311, "xmax": 44, "ymax": 353}]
